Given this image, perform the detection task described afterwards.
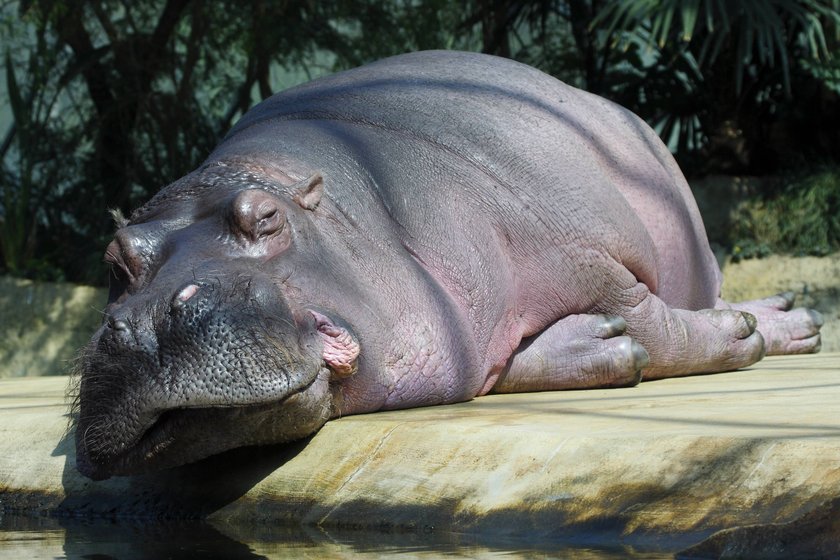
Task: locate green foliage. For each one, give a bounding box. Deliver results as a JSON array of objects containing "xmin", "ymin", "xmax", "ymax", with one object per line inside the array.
[
  {"xmin": 801, "ymin": 52, "xmax": 840, "ymax": 93},
  {"xmin": 596, "ymin": 0, "xmax": 840, "ymax": 94},
  {"xmin": 2, "ymin": 0, "xmax": 450, "ymax": 284},
  {"xmin": 592, "ymin": 0, "xmax": 840, "ymax": 173},
  {"xmin": 1, "ymin": 52, "xmax": 30, "ymax": 275},
  {"xmin": 320, "ymin": 0, "xmax": 475, "ymax": 66},
  {"xmin": 0, "ymin": 0, "xmax": 838, "ymax": 284},
  {"xmin": 731, "ymin": 167, "xmax": 840, "ymax": 260},
  {"xmin": 1, "ymin": 15, "xmax": 77, "ymax": 281}
]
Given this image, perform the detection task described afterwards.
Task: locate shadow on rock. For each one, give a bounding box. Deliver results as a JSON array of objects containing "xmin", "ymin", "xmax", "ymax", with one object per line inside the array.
[
  {"xmin": 679, "ymin": 496, "xmax": 840, "ymax": 559},
  {"xmin": 53, "ymin": 426, "xmax": 311, "ymax": 518}
]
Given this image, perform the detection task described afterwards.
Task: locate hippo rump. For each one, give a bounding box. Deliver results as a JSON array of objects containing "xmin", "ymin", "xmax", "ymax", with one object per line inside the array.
[{"xmin": 75, "ymin": 50, "xmax": 822, "ymax": 480}]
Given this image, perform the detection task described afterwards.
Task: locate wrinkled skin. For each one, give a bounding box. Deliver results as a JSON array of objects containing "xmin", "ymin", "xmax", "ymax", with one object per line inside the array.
[{"xmin": 75, "ymin": 51, "xmax": 823, "ymax": 480}]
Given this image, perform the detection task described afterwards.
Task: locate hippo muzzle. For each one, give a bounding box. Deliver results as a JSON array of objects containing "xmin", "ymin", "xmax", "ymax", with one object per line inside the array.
[{"xmin": 74, "ymin": 273, "xmax": 332, "ymax": 479}]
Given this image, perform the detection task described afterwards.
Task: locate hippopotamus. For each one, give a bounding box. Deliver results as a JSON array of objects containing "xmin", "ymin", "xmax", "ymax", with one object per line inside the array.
[{"xmin": 75, "ymin": 50, "xmax": 822, "ymax": 480}]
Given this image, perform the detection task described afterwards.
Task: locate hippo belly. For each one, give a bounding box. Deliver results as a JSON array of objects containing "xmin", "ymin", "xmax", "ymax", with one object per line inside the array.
[{"xmin": 74, "ymin": 51, "xmax": 822, "ymax": 480}]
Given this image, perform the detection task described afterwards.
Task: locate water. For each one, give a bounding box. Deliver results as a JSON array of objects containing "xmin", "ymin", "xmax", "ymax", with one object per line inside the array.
[{"xmin": 0, "ymin": 513, "xmax": 681, "ymax": 559}]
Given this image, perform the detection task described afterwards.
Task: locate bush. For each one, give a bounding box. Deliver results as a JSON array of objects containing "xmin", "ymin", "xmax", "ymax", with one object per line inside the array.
[{"xmin": 731, "ymin": 167, "xmax": 840, "ymax": 260}]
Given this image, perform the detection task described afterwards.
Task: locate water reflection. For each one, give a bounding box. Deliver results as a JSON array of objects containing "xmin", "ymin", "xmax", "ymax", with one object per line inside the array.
[{"xmin": 0, "ymin": 513, "xmax": 676, "ymax": 559}]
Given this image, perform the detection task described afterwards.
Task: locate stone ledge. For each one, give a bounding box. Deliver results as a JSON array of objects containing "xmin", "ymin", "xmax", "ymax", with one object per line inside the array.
[{"xmin": 1, "ymin": 354, "xmax": 838, "ymax": 549}]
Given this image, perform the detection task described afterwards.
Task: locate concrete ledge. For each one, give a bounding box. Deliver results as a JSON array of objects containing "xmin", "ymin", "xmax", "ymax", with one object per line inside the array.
[
  {"xmin": 0, "ymin": 276, "xmax": 106, "ymax": 377},
  {"xmin": 1, "ymin": 354, "xmax": 839, "ymax": 549}
]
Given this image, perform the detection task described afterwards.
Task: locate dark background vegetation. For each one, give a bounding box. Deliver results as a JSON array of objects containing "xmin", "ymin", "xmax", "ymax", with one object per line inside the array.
[{"xmin": 1, "ymin": 0, "xmax": 839, "ymax": 285}]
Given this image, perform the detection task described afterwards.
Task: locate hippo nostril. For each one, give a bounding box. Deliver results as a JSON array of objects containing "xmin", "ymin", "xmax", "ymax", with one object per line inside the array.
[
  {"xmin": 110, "ymin": 318, "xmax": 130, "ymax": 331},
  {"xmin": 172, "ymin": 283, "xmax": 200, "ymax": 310}
]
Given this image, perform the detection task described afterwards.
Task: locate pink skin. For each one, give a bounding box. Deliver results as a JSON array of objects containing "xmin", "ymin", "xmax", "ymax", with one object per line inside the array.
[
  {"xmin": 175, "ymin": 283, "xmax": 199, "ymax": 303},
  {"xmin": 213, "ymin": 50, "xmax": 823, "ymax": 413},
  {"xmin": 311, "ymin": 310, "xmax": 359, "ymax": 376},
  {"xmin": 272, "ymin": 52, "xmax": 820, "ymax": 405}
]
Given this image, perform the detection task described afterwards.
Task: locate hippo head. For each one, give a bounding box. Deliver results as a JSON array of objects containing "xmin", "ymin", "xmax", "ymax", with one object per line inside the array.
[{"xmin": 74, "ymin": 162, "xmax": 359, "ymax": 480}]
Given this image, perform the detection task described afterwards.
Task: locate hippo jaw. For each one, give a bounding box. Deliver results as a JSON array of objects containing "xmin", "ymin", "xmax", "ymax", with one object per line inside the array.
[
  {"xmin": 75, "ymin": 372, "xmax": 333, "ymax": 481},
  {"xmin": 74, "ymin": 274, "xmax": 336, "ymax": 479}
]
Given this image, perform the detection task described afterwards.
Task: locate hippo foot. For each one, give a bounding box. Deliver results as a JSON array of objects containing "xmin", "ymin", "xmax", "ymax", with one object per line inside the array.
[
  {"xmin": 718, "ymin": 292, "xmax": 823, "ymax": 355},
  {"xmin": 492, "ymin": 314, "xmax": 650, "ymax": 393},
  {"xmin": 598, "ymin": 279, "xmax": 766, "ymax": 379}
]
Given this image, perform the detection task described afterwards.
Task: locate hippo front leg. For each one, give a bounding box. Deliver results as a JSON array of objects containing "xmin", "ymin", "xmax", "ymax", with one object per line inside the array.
[
  {"xmin": 492, "ymin": 314, "xmax": 649, "ymax": 393},
  {"xmin": 600, "ymin": 270, "xmax": 766, "ymax": 379}
]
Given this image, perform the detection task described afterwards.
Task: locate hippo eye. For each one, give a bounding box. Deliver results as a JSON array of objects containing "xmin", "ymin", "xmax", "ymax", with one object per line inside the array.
[
  {"xmin": 106, "ymin": 261, "xmax": 131, "ymax": 304},
  {"xmin": 231, "ymin": 189, "xmax": 287, "ymax": 243},
  {"xmin": 103, "ymin": 239, "xmax": 137, "ymax": 302},
  {"xmin": 256, "ymin": 208, "xmax": 283, "ymax": 237}
]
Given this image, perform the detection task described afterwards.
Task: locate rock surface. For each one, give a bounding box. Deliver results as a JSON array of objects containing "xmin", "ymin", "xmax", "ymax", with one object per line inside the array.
[
  {"xmin": 0, "ymin": 277, "xmax": 104, "ymax": 377},
  {"xmin": 1, "ymin": 353, "xmax": 838, "ymax": 552}
]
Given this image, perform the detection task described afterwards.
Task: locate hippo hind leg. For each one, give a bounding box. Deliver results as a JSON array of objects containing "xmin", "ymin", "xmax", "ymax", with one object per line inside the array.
[
  {"xmin": 492, "ymin": 313, "xmax": 650, "ymax": 393},
  {"xmin": 716, "ymin": 292, "xmax": 823, "ymax": 355}
]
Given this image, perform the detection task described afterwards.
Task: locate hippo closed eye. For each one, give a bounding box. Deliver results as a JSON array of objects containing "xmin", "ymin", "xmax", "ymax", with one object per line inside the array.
[{"xmin": 74, "ymin": 50, "xmax": 822, "ymax": 480}]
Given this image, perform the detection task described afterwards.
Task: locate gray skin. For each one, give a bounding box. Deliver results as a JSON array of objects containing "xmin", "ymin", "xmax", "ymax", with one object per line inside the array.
[{"xmin": 75, "ymin": 51, "xmax": 822, "ymax": 480}]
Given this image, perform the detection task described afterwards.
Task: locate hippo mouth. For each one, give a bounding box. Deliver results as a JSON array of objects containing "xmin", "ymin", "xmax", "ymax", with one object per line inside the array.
[
  {"xmin": 117, "ymin": 406, "xmax": 221, "ymax": 470},
  {"xmin": 77, "ymin": 404, "xmax": 265, "ymax": 481},
  {"xmin": 76, "ymin": 366, "xmax": 332, "ymax": 480}
]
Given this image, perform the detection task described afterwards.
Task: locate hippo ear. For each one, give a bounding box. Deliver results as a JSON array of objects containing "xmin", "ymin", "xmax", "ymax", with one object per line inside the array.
[
  {"xmin": 310, "ymin": 310, "xmax": 359, "ymax": 378},
  {"xmin": 293, "ymin": 173, "xmax": 324, "ymax": 211}
]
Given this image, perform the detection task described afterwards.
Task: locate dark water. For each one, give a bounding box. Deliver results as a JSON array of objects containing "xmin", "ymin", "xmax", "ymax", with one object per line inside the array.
[{"xmin": 0, "ymin": 513, "xmax": 680, "ymax": 559}]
